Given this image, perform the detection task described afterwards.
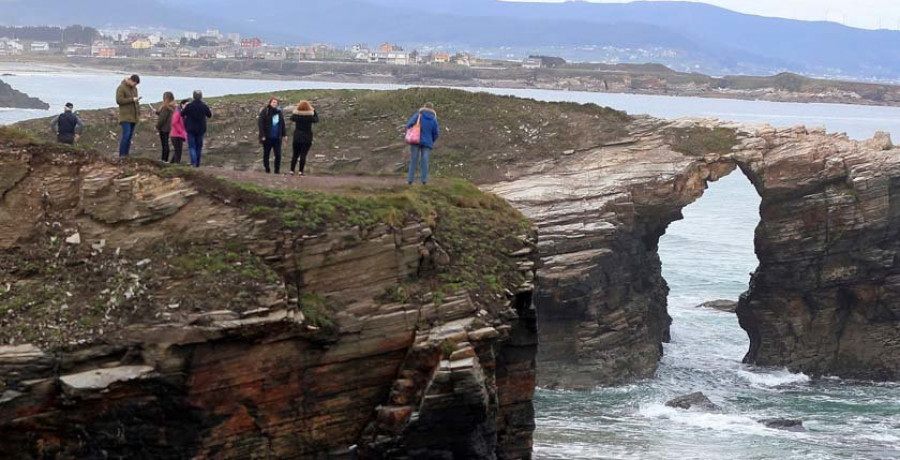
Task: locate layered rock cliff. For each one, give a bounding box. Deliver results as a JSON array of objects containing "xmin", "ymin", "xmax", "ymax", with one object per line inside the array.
[
  {"xmin": 486, "ymin": 116, "xmax": 900, "ymax": 387},
  {"xmin": 0, "ymin": 130, "xmax": 538, "ymax": 459}
]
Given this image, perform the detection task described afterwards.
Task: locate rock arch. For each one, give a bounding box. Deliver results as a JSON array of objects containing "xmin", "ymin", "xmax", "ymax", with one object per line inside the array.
[{"xmin": 486, "ymin": 118, "xmax": 900, "ymax": 388}]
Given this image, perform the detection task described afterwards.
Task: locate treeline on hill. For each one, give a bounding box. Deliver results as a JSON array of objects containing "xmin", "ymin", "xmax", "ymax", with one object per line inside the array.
[{"xmin": 0, "ymin": 25, "xmax": 100, "ymax": 44}]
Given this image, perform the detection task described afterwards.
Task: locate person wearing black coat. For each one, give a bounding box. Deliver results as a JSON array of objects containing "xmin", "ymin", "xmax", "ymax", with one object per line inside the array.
[
  {"xmin": 258, "ymin": 98, "xmax": 287, "ymax": 174},
  {"xmin": 181, "ymin": 90, "xmax": 213, "ymax": 168},
  {"xmin": 289, "ymin": 100, "xmax": 319, "ymax": 176},
  {"xmin": 50, "ymin": 102, "xmax": 84, "ymax": 144}
]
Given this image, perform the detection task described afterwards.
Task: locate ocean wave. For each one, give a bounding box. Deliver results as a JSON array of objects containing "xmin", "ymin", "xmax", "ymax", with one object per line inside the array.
[
  {"xmin": 736, "ymin": 368, "xmax": 810, "ymax": 388},
  {"xmin": 638, "ymin": 403, "xmax": 777, "ymax": 436}
]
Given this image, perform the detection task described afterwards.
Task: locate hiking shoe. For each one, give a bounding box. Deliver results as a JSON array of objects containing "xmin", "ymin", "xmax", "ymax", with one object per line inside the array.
[{"xmin": 289, "ymin": 171, "xmax": 295, "ymax": 175}]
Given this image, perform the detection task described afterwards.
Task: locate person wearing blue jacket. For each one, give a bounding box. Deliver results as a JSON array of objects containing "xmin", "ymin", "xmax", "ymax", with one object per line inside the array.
[
  {"xmin": 406, "ymin": 102, "xmax": 440, "ymax": 185},
  {"xmin": 181, "ymin": 90, "xmax": 213, "ymax": 167}
]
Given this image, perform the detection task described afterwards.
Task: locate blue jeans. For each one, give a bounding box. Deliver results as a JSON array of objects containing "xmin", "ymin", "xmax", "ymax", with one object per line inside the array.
[
  {"xmin": 119, "ymin": 122, "xmax": 135, "ymax": 157},
  {"xmin": 408, "ymin": 145, "xmax": 431, "ymax": 184},
  {"xmin": 188, "ymin": 133, "xmax": 205, "ymax": 167}
]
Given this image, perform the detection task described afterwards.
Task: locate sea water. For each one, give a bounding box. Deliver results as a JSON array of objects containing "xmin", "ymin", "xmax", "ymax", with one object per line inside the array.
[{"xmin": 2, "ymin": 68, "xmax": 899, "ymax": 460}]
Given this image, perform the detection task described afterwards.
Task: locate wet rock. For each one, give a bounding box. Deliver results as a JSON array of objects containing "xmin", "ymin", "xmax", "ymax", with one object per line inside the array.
[
  {"xmin": 696, "ymin": 299, "xmax": 738, "ymax": 313},
  {"xmin": 665, "ymin": 392, "xmax": 720, "ymax": 411},
  {"xmin": 760, "ymin": 418, "xmax": 805, "ymax": 432}
]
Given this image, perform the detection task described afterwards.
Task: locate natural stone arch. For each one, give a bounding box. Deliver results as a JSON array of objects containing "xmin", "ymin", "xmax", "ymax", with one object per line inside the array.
[{"xmin": 487, "ymin": 117, "xmax": 900, "ymax": 388}]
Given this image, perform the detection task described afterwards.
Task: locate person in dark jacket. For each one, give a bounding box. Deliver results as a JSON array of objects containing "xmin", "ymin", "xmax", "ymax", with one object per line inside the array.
[
  {"xmin": 257, "ymin": 97, "xmax": 287, "ymax": 174},
  {"xmin": 289, "ymin": 100, "xmax": 319, "ymax": 176},
  {"xmin": 181, "ymin": 90, "xmax": 212, "ymax": 168},
  {"xmin": 50, "ymin": 102, "xmax": 83, "ymax": 144},
  {"xmin": 155, "ymin": 91, "xmax": 175, "ymax": 162},
  {"xmin": 406, "ymin": 102, "xmax": 440, "ymax": 185},
  {"xmin": 115, "ymin": 74, "xmax": 141, "ymax": 157}
]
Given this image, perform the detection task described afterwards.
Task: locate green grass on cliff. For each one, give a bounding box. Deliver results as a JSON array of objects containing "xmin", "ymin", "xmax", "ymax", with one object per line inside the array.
[
  {"xmin": 16, "ymin": 87, "xmax": 632, "ymax": 183},
  {"xmin": 164, "ymin": 166, "xmax": 533, "ymax": 313},
  {"xmin": 1, "ymin": 115, "xmax": 534, "ymax": 348},
  {"xmin": 665, "ymin": 126, "xmax": 738, "ymax": 156}
]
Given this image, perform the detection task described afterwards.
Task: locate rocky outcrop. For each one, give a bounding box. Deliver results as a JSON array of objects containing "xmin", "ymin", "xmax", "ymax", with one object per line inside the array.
[
  {"xmin": 760, "ymin": 418, "xmax": 805, "ymax": 432},
  {"xmin": 486, "ymin": 117, "xmax": 900, "ymax": 387},
  {"xmin": 736, "ymin": 127, "xmax": 900, "ymax": 380},
  {"xmin": 696, "ymin": 300, "xmax": 738, "ymax": 313},
  {"xmin": 0, "ymin": 79, "xmax": 49, "ymax": 110},
  {"xmin": 0, "ymin": 141, "xmax": 538, "ymax": 458},
  {"xmin": 665, "ymin": 392, "xmax": 720, "ymax": 411}
]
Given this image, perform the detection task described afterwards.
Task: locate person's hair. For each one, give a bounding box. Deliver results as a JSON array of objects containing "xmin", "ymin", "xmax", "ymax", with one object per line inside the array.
[
  {"xmin": 422, "ymin": 102, "xmax": 434, "ymax": 109},
  {"xmin": 268, "ymin": 97, "xmax": 278, "ymax": 105},
  {"xmin": 162, "ymin": 91, "xmax": 175, "ymax": 105},
  {"xmin": 129, "ymin": 74, "xmax": 141, "ymax": 84},
  {"xmin": 295, "ymin": 100, "xmax": 313, "ymax": 112},
  {"xmin": 179, "ymin": 98, "xmax": 190, "ymax": 106},
  {"xmin": 193, "ymin": 90, "xmax": 202, "ymax": 101}
]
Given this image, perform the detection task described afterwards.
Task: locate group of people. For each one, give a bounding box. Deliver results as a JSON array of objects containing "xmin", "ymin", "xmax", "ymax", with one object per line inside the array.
[
  {"xmin": 50, "ymin": 73, "xmax": 440, "ymax": 182},
  {"xmin": 255, "ymin": 97, "xmax": 319, "ymax": 175},
  {"xmin": 116, "ymin": 74, "xmax": 212, "ymax": 167}
]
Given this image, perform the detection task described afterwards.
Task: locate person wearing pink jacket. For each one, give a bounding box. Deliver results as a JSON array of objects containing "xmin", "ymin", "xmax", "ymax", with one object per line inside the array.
[{"xmin": 169, "ymin": 99, "xmax": 188, "ymax": 164}]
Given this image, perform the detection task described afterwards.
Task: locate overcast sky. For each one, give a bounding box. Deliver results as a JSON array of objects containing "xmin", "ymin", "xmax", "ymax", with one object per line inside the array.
[{"xmin": 507, "ymin": 0, "xmax": 900, "ymax": 30}]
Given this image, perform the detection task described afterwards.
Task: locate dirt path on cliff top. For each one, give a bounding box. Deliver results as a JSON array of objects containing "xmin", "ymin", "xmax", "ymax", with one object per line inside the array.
[{"xmin": 202, "ymin": 167, "xmax": 417, "ymax": 192}]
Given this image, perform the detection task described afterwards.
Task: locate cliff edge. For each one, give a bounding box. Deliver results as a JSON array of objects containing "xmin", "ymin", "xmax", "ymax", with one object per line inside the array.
[{"xmin": 0, "ymin": 127, "xmax": 539, "ymax": 459}]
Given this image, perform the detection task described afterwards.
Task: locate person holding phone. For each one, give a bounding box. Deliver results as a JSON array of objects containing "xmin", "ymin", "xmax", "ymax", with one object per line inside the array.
[{"xmin": 115, "ymin": 74, "xmax": 141, "ymax": 157}]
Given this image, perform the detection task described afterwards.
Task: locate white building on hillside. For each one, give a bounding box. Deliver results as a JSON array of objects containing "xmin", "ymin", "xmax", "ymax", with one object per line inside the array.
[{"xmin": 368, "ymin": 50, "xmax": 410, "ymax": 65}]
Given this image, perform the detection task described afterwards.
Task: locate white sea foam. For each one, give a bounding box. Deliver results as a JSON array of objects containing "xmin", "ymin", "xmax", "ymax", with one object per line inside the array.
[
  {"xmin": 736, "ymin": 368, "xmax": 810, "ymax": 388},
  {"xmin": 638, "ymin": 404, "xmax": 775, "ymax": 436}
]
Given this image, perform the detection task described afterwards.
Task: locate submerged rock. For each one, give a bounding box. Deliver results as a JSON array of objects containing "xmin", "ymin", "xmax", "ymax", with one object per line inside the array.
[
  {"xmin": 0, "ymin": 79, "xmax": 49, "ymax": 110},
  {"xmin": 696, "ymin": 300, "xmax": 738, "ymax": 313},
  {"xmin": 665, "ymin": 392, "xmax": 720, "ymax": 411},
  {"xmin": 760, "ymin": 418, "xmax": 805, "ymax": 432}
]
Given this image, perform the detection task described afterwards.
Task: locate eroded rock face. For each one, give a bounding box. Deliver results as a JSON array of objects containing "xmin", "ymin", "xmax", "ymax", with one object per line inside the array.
[
  {"xmin": 0, "ymin": 146, "xmax": 539, "ymax": 459},
  {"xmin": 736, "ymin": 123, "xmax": 900, "ymax": 380},
  {"xmin": 486, "ymin": 116, "xmax": 900, "ymax": 387}
]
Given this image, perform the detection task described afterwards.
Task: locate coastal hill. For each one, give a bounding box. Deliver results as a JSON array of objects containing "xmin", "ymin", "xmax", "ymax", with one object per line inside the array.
[
  {"xmin": 0, "ymin": 79, "xmax": 49, "ymax": 110},
  {"xmin": 7, "ymin": 0, "xmax": 900, "ymax": 79},
  {"xmin": 15, "ymin": 87, "xmax": 633, "ymax": 183},
  {"xmin": 55, "ymin": 56, "xmax": 900, "ymax": 107}
]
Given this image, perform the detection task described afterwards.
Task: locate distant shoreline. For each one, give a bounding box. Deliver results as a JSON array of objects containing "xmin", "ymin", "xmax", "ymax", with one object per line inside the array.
[{"xmin": 3, "ymin": 55, "xmax": 900, "ymax": 108}]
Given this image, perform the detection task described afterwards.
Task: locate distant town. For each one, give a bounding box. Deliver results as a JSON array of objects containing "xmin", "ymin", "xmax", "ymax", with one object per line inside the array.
[{"xmin": 0, "ymin": 25, "xmax": 562, "ymax": 70}]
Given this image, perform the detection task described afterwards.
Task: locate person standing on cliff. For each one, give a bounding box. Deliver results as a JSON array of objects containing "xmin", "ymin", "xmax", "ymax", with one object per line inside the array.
[
  {"xmin": 257, "ymin": 97, "xmax": 287, "ymax": 174},
  {"xmin": 155, "ymin": 91, "xmax": 176, "ymax": 162},
  {"xmin": 406, "ymin": 102, "xmax": 440, "ymax": 185},
  {"xmin": 50, "ymin": 102, "xmax": 83, "ymax": 145},
  {"xmin": 169, "ymin": 99, "xmax": 189, "ymax": 164},
  {"xmin": 181, "ymin": 90, "xmax": 213, "ymax": 168},
  {"xmin": 289, "ymin": 100, "xmax": 319, "ymax": 176},
  {"xmin": 115, "ymin": 74, "xmax": 141, "ymax": 157}
]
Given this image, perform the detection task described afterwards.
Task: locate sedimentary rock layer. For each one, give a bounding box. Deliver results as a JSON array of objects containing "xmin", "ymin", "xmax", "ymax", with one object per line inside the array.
[
  {"xmin": 487, "ymin": 117, "xmax": 900, "ymax": 387},
  {"xmin": 0, "ymin": 141, "xmax": 538, "ymax": 459}
]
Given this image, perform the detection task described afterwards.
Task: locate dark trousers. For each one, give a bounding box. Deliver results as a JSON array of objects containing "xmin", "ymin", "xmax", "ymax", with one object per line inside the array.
[
  {"xmin": 263, "ymin": 139, "xmax": 282, "ymax": 173},
  {"xmin": 171, "ymin": 138, "xmax": 184, "ymax": 164},
  {"xmin": 119, "ymin": 122, "xmax": 135, "ymax": 157},
  {"xmin": 292, "ymin": 142, "xmax": 312, "ymax": 173},
  {"xmin": 57, "ymin": 134, "xmax": 75, "ymax": 144},
  {"xmin": 159, "ymin": 132, "xmax": 170, "ymax": 162},
  {"xmin": 188, "ymin": 133, "xmax": 204, "ymax": 168}
]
